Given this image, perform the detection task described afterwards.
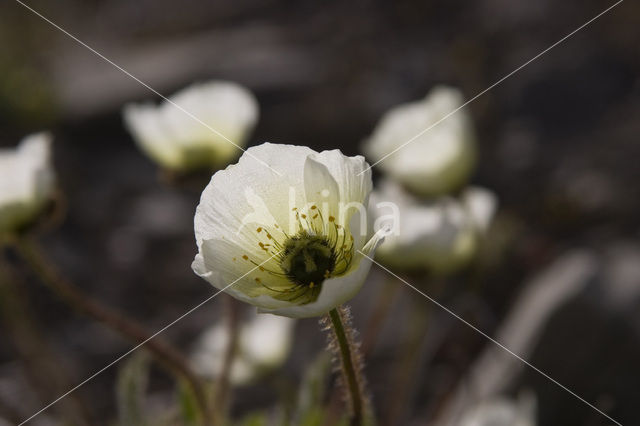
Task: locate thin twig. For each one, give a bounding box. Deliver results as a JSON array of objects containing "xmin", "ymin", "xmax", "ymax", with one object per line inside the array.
[
  {"xmin": 0, "ymin": 255, "xmax": 91, "ymax": 425},
  {"xmin": 12, "ymin": 237, "xmax": 214, "ymax": 426}
]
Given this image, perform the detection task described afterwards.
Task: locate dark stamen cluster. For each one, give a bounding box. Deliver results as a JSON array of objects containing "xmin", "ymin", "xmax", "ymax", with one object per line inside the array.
[{"xmin": 279, "ymin": 231, "xmax": 337, "ymax": 289}]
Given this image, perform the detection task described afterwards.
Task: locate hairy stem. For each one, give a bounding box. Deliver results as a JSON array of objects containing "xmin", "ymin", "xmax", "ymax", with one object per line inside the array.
[
  {"xmin": 12, "ymin": 237, "xmax": 213, "ymax": 426},
  {"xmin": 327, "ymin": 307, "xmax": 365, "ymax": 426}
]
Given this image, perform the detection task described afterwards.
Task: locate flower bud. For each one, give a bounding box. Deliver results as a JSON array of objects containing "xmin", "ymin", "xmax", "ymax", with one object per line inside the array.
[
  {"xmin": 370, "ymin": 178, "xmax": 496, "ymax": 274},
  {"xmin": 0, "ymin": 132, "xmax": 55, "ymax": 234},
  {"xmin": 191, "ymin": 311, "xmax": 295, "ymax": 385},
  {"xmin": 364, "ymin": 86, "xmax": 476, "ymax": 197},
  {"xmin": 123, "ymin": 81, "xmax": 258, "ymax": 172}
]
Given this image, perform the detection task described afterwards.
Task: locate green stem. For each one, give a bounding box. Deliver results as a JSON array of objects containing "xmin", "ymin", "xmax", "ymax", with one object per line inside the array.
[
  {"xmin": 12, "ymin": 237, "xmax": 214, "ymax": 426},
  {"xmin": 328, "ymin": 307, "xmax": 364, "ymax": 426}
]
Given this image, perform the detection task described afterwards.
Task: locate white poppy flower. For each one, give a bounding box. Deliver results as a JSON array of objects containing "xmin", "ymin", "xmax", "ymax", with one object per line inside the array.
[
  {"xmin": 370, "ymin": 178, "xmax": 496, "ymax": 273},
  {"xmin": 123, "ymin": 81, "xmax": 258, "ymax": 171},
  {"xmin": 192, "ymin": 143, "xmax": 386, "ymax": 318},
  {"xmin": 0, "ymin": 132, "xmax": 55, "ymax": 234},
  {"xmin": 363, "ymin": 86, "xmax": 476, "ymax": 197},
  {"xmin": 191, "ymin": 311, "xmax": 295, "ymax": 385},
  {"xmin": 459, "ymin": 394, "xmax": 537, "ymax": 426}
]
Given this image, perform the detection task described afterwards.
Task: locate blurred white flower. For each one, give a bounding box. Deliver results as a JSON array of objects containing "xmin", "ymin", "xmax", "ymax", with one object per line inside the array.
[
  {"xmin": 370, "ymin": 178, "xmax": 496, "ymax": 273},
  {"xmin": 192, "ymin": 143, "xmax": 386, "ymax": 318},
  {"xmin": 191, "ymin": 312, "xmax": 295, "ymax": 385},
  {"xmin": 363, "ymin": 86, "xmax": 476, "ymax": 197},
  {"xmin": 123, "ymin": 81, "xmax": 258, "ymax": 171},
  {"xmin": 0, "ymin": 133, "xmax": 55, "ymax": 234},
  {"xmin": 459, "ymin": 394, "xmax": 536, "ymax": 426}
]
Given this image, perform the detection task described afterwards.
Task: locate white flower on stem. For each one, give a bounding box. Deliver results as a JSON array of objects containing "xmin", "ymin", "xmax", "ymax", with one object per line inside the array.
[
  {"xmin": 190, "ymin": 311, "xmax": 295, "ymax": 385},
  {"xmin": 459, "ymin": 393, "xmax": 537, "ymax": 426},
  {"xmin": 0, "ymin": 133, "xmax": 55, "ymax": 234},
  {"xmin": 192, "ymin": 143, "xmax": 386, "ymax": 318},
  {"xmin": 370, "ymin": 178, "xmax": 496, "ymax": 273},
  {"xmin": 123, "ymin": 81, "xmax": 258, "ymax": 171},
  {"xmin": 363, "ymin": 86, "xmax": 476, "ymax": 197}
]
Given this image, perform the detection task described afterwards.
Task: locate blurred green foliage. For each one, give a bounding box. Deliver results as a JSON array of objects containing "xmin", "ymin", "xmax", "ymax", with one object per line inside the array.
[
  {"xmin": 0, "ymin": 7, "xmax": 57, "ymax": 132},
  {"xmin": 115, "ymin": 352, "xmax": 150, "ymax": 426}
]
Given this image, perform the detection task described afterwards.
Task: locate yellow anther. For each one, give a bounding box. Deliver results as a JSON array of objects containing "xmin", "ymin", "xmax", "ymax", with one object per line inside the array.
[
  {"xmin": 329, "ymin": 216, "xmax": 335, "ymax": 222},
  {"xmin": 257, "ymin": 227, "xmax": 262, "ymax": 233},
  {"xmin": 242, "ymin": 255, "xmax": 249, "ymax": 260}
]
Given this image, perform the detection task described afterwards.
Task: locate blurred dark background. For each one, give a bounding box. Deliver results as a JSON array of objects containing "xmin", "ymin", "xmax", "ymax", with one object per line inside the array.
[{"xmin": 1, "ymin": 0, "xmax": 639, "ymax": 425}]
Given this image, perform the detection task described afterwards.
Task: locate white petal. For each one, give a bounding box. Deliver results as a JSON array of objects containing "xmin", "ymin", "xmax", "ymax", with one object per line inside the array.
[
  {"xmin": 308, "ymin": 150, "xmax": 372, "ymax": 207},
  {"xmin": 303, "ymin": 156, "xmax": 341, "ymax": 232},
  {"xmin": 193, "ymin": 238, "xmax": 293, "ymax": 307},
  {"xmin": 190, "ymin": 311, "xmax": 294, "ymax": 384},
  {"xmin": 459, "ymin": 395, "xmax": 536, "ymax": 426},
  {"xmin": 162, "ymin": 82, "xmax": 257, "ymax": 160},
  {"xmin": 462, "ymin": 186, "xmax": 498, "ymax": 232},
  {"xmin": 194, "ymin": 143, "xmax": 313, "ymax": 251},
  {"xmin": 240, "ymin": 313, "xmax": 295, "ymax": 367},
  {"xmin": 123, "ymin": 103, "xmax": 181, "ymax": 169},
  {"xmin": 190, "ymin": 322, "xmax": 228, "ymax": 379},
  {"xmin": 304, "ymin": 150, "xmax": 372, "ymax": 249},
  {"xmin": 18, "ymin": 133, "xmax": 55, "ymax": 202}
]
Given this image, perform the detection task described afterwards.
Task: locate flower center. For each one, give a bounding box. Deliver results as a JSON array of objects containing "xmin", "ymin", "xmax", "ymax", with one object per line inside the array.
[
  {"xmin": 280, "ymin": 231, "xmax": 336, "ymax": 288},
  {"xmin": 240, "ymin": 204, "xmax": 356, "ymax": 305}
]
